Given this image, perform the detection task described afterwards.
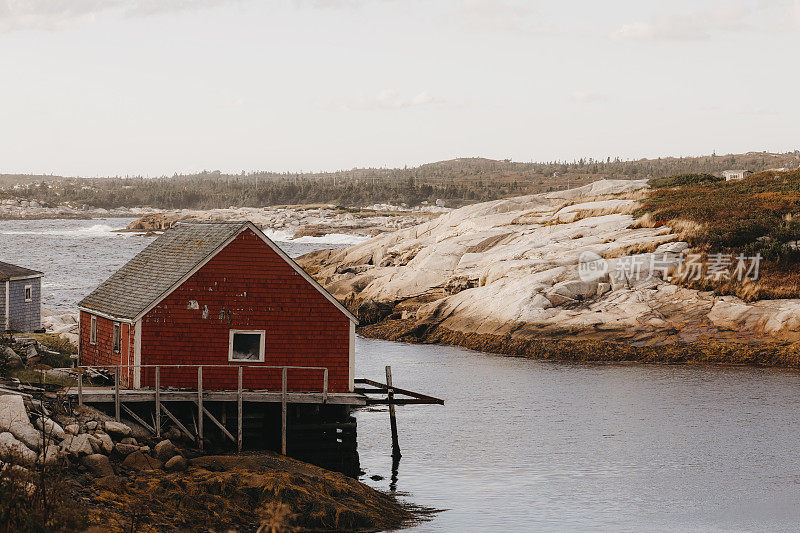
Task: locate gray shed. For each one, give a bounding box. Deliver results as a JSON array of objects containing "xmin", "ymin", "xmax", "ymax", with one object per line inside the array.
[{"xmin": 0, "ymin": 261, "xmax": 43, "ymax": 332}]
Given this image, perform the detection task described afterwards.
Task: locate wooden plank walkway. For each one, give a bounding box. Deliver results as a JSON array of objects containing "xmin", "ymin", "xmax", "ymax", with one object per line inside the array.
[{"xmin": 69, "ymin": 388, "xmax": 366, "ymax": 405}]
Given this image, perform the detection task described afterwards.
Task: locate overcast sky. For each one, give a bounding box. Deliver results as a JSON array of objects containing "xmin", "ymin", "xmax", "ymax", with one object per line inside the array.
[{"xmin": 0, "ymin": 0, "xmax": 798, "ymax": 176}]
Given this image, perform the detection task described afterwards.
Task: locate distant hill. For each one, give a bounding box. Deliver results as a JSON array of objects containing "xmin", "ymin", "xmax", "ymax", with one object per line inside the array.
[{"xmin": 2, "ymin": 151, "xmax": 798, "ymax": 210}]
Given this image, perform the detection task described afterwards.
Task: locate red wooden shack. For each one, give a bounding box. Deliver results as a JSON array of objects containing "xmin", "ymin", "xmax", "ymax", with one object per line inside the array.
[{"xmin": 78, "ymin": 221, "xmax": 357, "ymax": 393}]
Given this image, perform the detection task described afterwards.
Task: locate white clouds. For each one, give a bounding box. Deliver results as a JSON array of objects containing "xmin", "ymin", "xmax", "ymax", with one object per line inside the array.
[
  {"xmin": 610, "ymin": 0, "xmax": 800, "ymax": 42},
  {"xmin": 0, "ymin": 0, "xmax": 239, "ymax": 33},
  {"xmin": 610, "ymin": 2, "xmax": 752, "ymax": 42},
  {"xmin": 335, "ymin": 89, "xmax": 439, "ymax": 111},
  {"xmin": 460, "ymin": 0, "xmax": 555, "ymax": 35},
  {"xmin": 571, "ymin": 91, "xmax": 607, "ymax": 104}
]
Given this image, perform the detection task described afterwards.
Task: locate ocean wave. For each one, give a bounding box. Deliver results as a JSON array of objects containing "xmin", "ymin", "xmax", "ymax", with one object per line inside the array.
[
  {"xmin": 289, "ymin": 233, "xmax": 370, "ymax": 245},
  {"xmin": 0, "ymin": 224, "xmax": 131, "ymax": 238}
]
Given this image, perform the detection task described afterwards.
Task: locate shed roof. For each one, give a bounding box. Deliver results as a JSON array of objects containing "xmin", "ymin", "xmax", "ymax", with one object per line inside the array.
[
  {"xmin": 0, "ymin": 261, "xmax": 43, "ymax": 281},
  {"xmin": 78, "ymin": 221, "xmax": 357, "ymax": 323}
]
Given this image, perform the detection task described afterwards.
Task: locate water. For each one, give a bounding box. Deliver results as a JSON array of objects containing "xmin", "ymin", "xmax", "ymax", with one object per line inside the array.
[
  {"xmin": 3, "ymin": 218, "xmax": 800, "ymax": 531},
  {"xmin": 0, "ymin": 218, "xmax": 344, "ymax": 309},
  {"xmin": 356, "ymin": 341, "xmax": 800, "ymax": 532}
]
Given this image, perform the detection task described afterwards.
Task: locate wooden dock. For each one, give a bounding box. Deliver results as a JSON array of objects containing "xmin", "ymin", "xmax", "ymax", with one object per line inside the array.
[{"xmin": 68, "ymin": 363, "xmax": 442, "ymax": 466}]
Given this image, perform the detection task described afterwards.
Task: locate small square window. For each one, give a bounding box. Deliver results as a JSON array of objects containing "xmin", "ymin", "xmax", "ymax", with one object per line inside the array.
[
  {"xmin": 112, "ymin": 323, "xmax": 121, "ymax": 353},
  {"xmin": 229, "ymin": 330, "xmax": 265, "ymax": 362},
  {"xmin": 24, "ymin": 285, "xmax": 32, "ymax": 302},
  {"xmin": 90, "ymin": 316, "xmax": 97, "ymax": 345}
]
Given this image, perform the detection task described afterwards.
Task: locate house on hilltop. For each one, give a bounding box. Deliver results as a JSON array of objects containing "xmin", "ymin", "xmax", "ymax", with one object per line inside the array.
[
  {"xmin": 0, "ymin": 261, "xmax": 43, "ymax": 332},
  {"xmin": 723, "ymin": 169, "xmax": 753, "ymax": 181},
  {"xmin": 78, "ymin": 221, "xmax": 357, "ymax": 391}
]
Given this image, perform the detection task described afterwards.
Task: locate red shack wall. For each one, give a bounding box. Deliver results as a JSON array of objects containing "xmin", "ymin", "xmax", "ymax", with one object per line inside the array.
[
  {"xmin": 138, "ymin": 229, "xmax": 352, "ymax": 392},
  {"xmin": 78, "ymin": 311, "xmax": 134, "ymax": 386}
]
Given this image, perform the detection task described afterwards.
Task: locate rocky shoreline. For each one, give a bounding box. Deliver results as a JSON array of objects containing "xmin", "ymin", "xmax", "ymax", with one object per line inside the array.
[
  {"xmin": 0, "ymin": 386, "xmax": 417, "ymax": 532},
  {"xmin": 359, "ymin": 318, "xmax": 800, "ymax": 367},
  {"xmin": 123, "ymin": 205, "xmax": 444, "ymax": 240},
  {"xmin": 0, "ymin": 199, "xmax": 158, "ymax": 220},
  {"xmin": 298, "ymin": 179, "xmax": 800, "ymax": 367}
]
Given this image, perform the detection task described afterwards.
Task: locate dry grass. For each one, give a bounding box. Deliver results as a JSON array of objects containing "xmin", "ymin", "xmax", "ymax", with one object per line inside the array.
[{"xmin": 637, "ymin": 169, "xmax": 800, "ymax": 299}]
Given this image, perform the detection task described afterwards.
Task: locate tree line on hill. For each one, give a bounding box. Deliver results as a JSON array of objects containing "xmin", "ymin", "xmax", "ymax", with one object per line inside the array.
[{"xmin": 2, "ymin": 152, "xmax": 798, "ymax": 210}]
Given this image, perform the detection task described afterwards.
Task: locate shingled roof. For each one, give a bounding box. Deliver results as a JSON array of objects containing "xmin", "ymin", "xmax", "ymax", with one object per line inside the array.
[
  {"xmin": 78, "ymin": 221, "xmax": 357, "ymax": 323},
  {"xmin": 0, "ymin": 261, "xmax": 43, "ymax": 281}
]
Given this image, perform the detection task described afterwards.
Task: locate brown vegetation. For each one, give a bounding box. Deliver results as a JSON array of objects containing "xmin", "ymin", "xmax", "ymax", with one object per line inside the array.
[
  {"xmin": 638, "ymin": 169, "xmax": 800, "ymax": 299},
  {"xmin": 86, "ymin": 453, "xmax": 417, "ymax": 533}
]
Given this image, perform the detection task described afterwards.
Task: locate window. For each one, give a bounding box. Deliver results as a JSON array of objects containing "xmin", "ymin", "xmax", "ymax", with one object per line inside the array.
[
  {"xmin": 112, "ymin": 323, "xmax": 121, "ymax": 353},
  {"xmin": 24, "ymin": 285, "xmax": 32, "ymax": 302},
  {"xmin": 229, "ymin": 330, "xmax": 265, "ymax": 362},
  {"xmin": 90, "ymin": 316, "xmax": 97, "ymax": 345}
]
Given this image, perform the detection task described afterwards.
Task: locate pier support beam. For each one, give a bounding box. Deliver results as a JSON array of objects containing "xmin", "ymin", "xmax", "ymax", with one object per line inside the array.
[
  {"xmin": 282, "ymin": 367, "xmax": 288, "ymax": 455},
  {"xmin": 237, "ymin": 367, "xmax": 243, "ymax": 452},
  {"xmin": 386, "ymin": 366, "xmax": 401, "ymax": 458},
  {"xmin": 197, "ymin": 367, "xmax": 204, "ymax": 450}
]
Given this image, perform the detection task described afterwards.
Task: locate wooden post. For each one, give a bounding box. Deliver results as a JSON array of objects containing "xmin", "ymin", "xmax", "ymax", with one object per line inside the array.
[
  {"xmin": 386, "ymin": 365, "xmax": 401, "ymax": 458},
  {"xmin": 281, "ymin": 367, "xmax": 287, "ymax": 455},
  {"xmin": 77, "ymin": 369, "xmax": 83, "ymax": 407},
  {"xmin": 155, "ymin": 366, "xmax": 161, "ymax": 438},
  {"xmin": 114, "ymin": 366, "xmax": 121, "ymax": 422},
  {"xmin": 197, "ymin": 366, "xmax": 204, "ymax": 450},
  {"xmin": 237, "ymin": 366, "xmax": 243, "ymax": 453}
]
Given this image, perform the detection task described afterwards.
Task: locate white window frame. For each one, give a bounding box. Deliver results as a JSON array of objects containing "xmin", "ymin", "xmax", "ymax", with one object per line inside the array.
[
  {"xmin": 90, "ymin": 315, "xmax": 97, "ymax": 345},
  {"xmin": 24, "ymin": 285, "xmax": 32, "ymax": 302},
  {"xmin": 228, "ymin": 330, "xmax": 265, "ymax": 363},
  {"xmin": 112, "ymin": 322, "xmax": 121, "ymax": 354}
]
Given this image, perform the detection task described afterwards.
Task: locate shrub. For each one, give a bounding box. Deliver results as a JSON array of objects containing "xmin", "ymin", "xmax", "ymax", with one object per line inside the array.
[{"xmin": 648, "ymin": 173, "xmax": 723, "ymax": 188}]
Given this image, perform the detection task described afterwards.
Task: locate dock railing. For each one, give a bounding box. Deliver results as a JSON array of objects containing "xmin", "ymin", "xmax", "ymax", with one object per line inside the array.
[{"xmin": 75, "ymin": 363, "xmax": 330, "ymax": 454}]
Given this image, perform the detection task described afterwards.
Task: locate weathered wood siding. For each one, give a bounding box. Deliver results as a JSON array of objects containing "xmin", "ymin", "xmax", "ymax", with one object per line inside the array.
[
  {"xmin": 79, "ymin": 311, "xmax": 133, "ymax": 386},
  {"xmin": 3, "ymin": 277, "xmax": 41, "ymax": 332},
  {"xmin": 138, "ymin": 229, "xmax": 352, "ymax": 392}
]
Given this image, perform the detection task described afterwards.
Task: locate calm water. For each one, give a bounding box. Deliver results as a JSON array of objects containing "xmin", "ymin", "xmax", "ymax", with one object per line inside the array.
[{"xmin": 3, "ymin": 218, "xmax": 800, "ymax": 532}]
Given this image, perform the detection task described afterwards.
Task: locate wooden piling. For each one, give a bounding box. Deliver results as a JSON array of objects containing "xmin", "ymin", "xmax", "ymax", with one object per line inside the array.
[
  {"xmin": 237, "ymin": 366, "xmax": 243, "ymax": 452},
  {"xmin": 114, "ymin": 366, "xmax": 121, "ymax": 422},
  {"xmin": 155, "ymin": 366, "xmax": 161, "ymax": 438},
  {"xmin": 385, "ymin": 365, "xmax": 401, "ymax": 458},
  {"xmin": 197, "ymin": 366, "xmax": 204, "ymax": 450},
  {"xmin": 282, "ymin": 367, "xmax": 288, "ymax": 455}
]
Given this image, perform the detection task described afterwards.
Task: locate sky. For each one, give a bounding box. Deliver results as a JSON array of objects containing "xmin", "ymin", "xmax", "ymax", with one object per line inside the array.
[{"xmin": 0, "ymin": 0, "xmax": 798, "ymax": 176}]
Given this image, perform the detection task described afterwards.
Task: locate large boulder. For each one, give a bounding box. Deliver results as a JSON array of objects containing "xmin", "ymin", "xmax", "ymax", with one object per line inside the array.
[
  {"xmin": 95, "ymin": 432, "xmax": 114, "ymax": 454},
  {"xmin": 38, "ymin": 444, "xmax": 63, "ymax": 466},
  {"xmin": 35, "ymin": 417, "xmax": 66, "ymax": 441},
  {"xmin": 11, "ymin": 424, "xmax": 42, "ymax": 453},
  {"xmin": 82, "ymin": 454, "xmax": 114, "ymax": 477},
  {"xmin": 0, "ymin": 395, "xmax": 29, "ymax": 433},
  {"xmin": 0, "ymin": 395, "xmax": 41, "ymax": 452},
  {"xmin": 104, "ymin": 421, "xmax": 132, "ymax": 438},
  {"xmin": 153, "ymin": 439, "xmax": 179, "ymax": 462},
  {"xmin": 0, "ymin": 432, "xmax": 37, "ymax": 464},
  {"xmin": 164, "ymin": 455, "xmax": 187, "ymax": 472},
  {"xmin": 0, "ymin": 347, "xmax": 22, "ymax": 368},
  {"xmin": 62, "ymin": 433, "xmax": 94, "ymax": 457},
  {"xmin": 114, "ymin": 443, "xmax": 139, "ymax": 457},
  {"xmin": 121, "ymin": 451, "xmax": 162, "ymax": 472}
]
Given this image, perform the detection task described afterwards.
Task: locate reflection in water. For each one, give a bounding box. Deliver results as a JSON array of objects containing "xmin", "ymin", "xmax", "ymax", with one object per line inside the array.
[{"xmin": 390, "ymin": 452, "xmax": 400, "ymax": 493}]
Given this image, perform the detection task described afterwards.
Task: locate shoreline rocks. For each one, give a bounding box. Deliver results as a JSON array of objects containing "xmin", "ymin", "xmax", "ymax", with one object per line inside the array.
[{"xmin": 299, "ymin": 179, "xmax": 800, "ymax": 356}]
